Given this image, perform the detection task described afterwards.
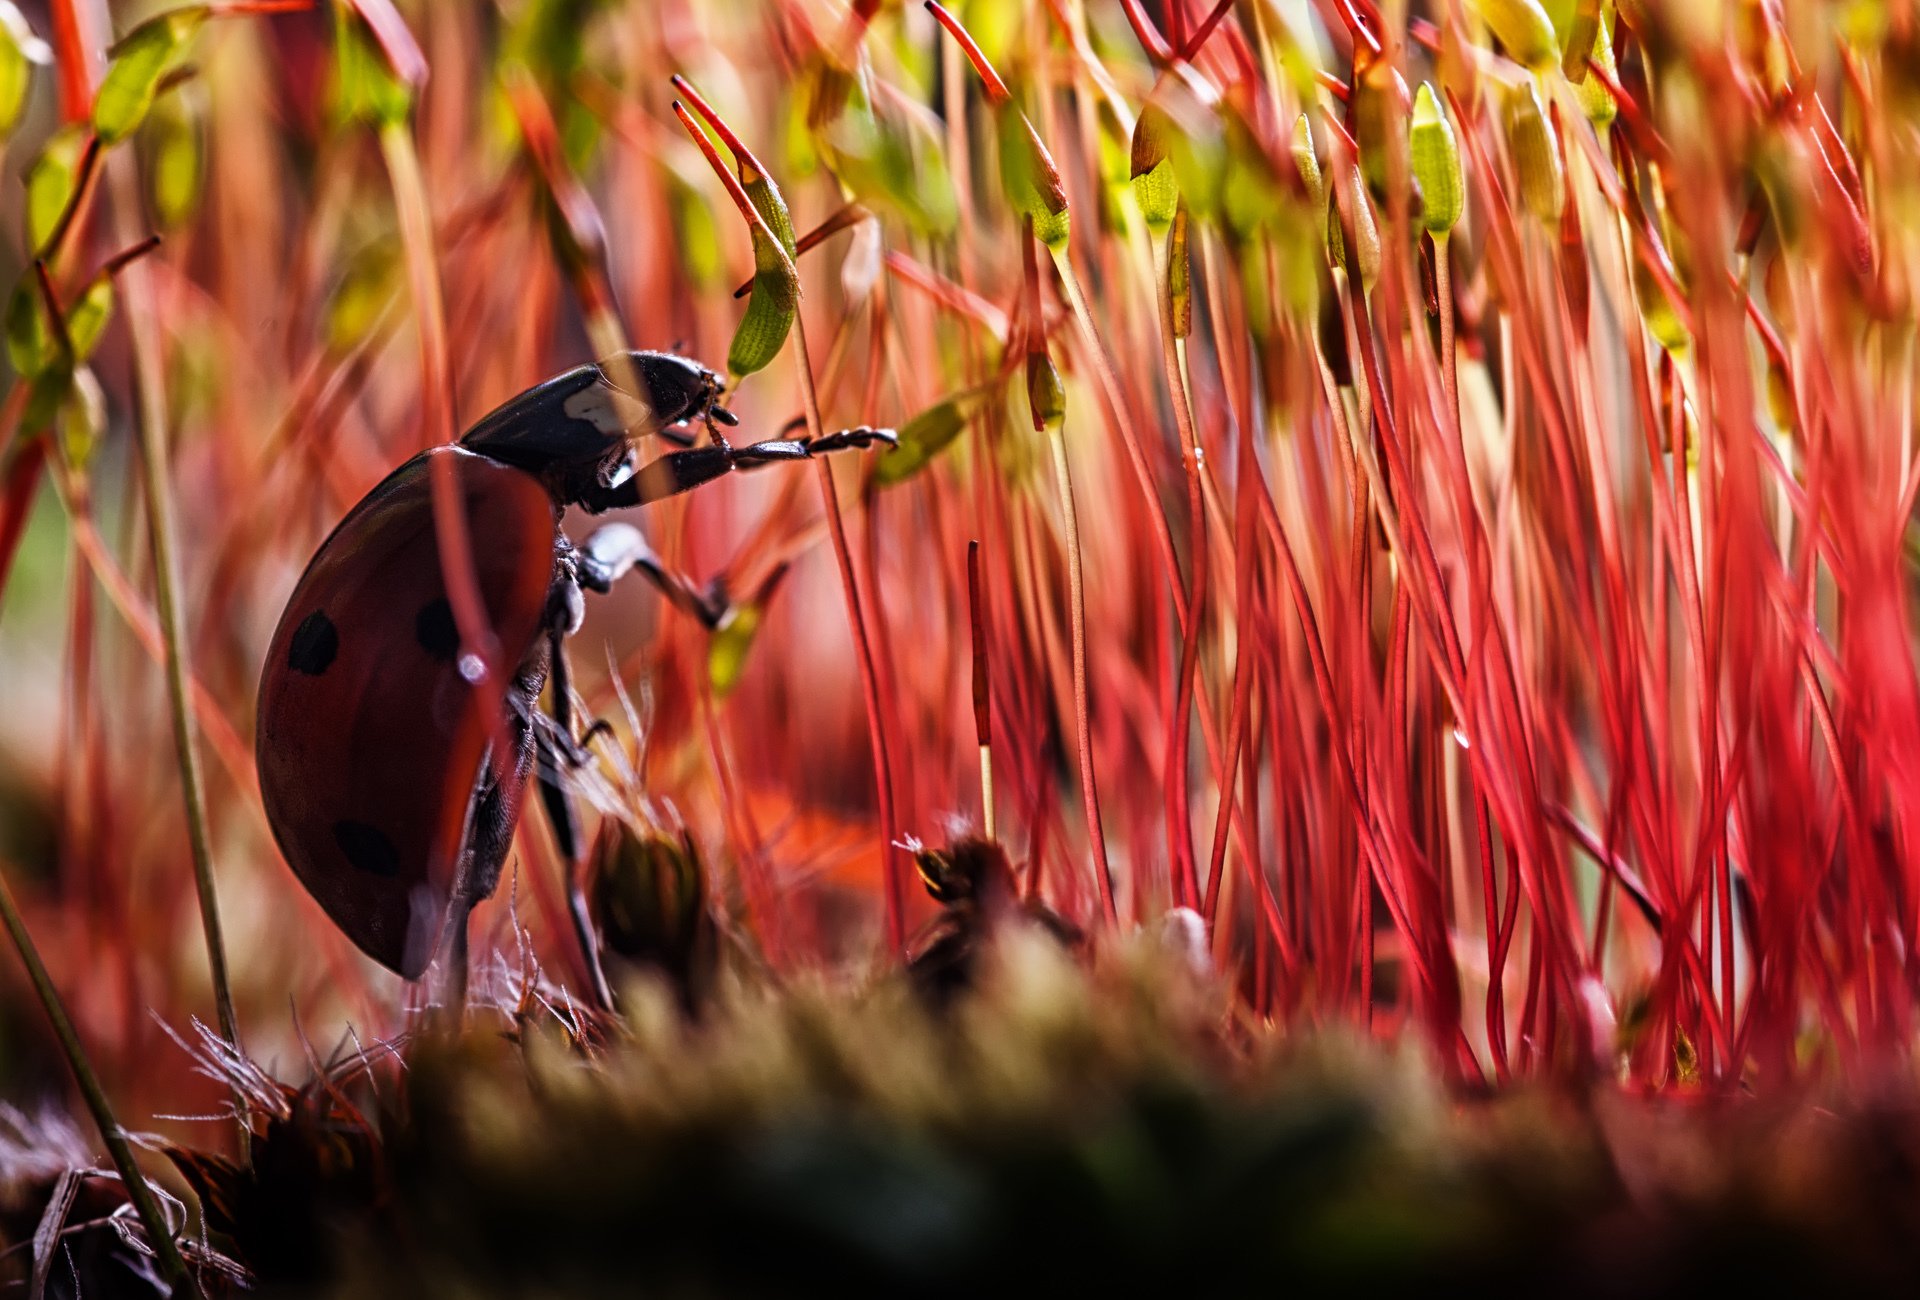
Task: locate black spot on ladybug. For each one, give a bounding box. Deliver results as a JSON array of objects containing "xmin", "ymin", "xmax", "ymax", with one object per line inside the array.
[
  {"xmin": 334, "ymin": 820, "xmax": 400, "ymax": 879},
  {"xmin": 287, "ymin": 610, "xmax": 338, "ymax": 675},
  {"xmin": 415, "ymin": 597, "xmax": 459, "ymax": 661}
]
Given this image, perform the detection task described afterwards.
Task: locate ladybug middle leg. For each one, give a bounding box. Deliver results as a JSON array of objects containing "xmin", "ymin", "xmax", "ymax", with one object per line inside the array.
[
  {"xmin": 438, "ymin": 649, "xmax": 548, "ymax": 1012},
  {"xmin": 531, "ymin": 521, "xmax": 730, "ymax": 1011}
]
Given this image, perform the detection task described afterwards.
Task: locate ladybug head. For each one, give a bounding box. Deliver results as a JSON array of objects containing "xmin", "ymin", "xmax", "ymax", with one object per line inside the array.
[
  {"xmin": 461, "ymin": 349, "xmax": 739, "ymax": 506},
  {"xmin": 625, "ymin": 351, "xmax": 736, "ymax": 430}
]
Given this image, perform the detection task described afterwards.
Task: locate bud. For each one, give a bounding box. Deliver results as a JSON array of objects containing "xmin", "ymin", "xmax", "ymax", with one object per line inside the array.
[
  {"xmin": 1561, "ymin": 0, "xmax": 1602, "ymax": 82},
  {"xmin": 1130, "ymin": 100, "xmax": 1178, "ymax": 231},
  {"xmin": 1574, "ymin": 10, "xmax": 1619, "ymax": 127},
  {"xmin": 0, "ymin": 4, "xmax": 51, "ymax": 141},
  {"xmin": 1472, "ymin": 0, "xmax": 1559, "ymax": 72},
  {"xmin": 1290, "ymin": 114, "xmax": 1324, "ymax": 212},
  {"xmin": 728, "ymin": 227, "xmax": 799, "ymax": 376},
  {"xmin": 1168, "ymin": 205, "xmax": 1192, "ymax": 339},
  {"xmin": 589, "ymin": 822, "xmax": 714, "ymax": 1008},
  {"xmin": 1409, "ymin": 82, "xmax": 1464, "ymax": 234},
  {"xmin": 998, "ymin": 106, "xmax": 1070, "ymax": 249},
  {"xmin": 1504, "ymin": 79, "xmax": 1563, "ymax": 223},
  {"xmin": 1632, "ymin": 242, "xmax": 1690, "ymax": 354},
  {"xmin": 1328, "ymin": 162, "xmax": 1381, "ymax": 289},
  {"xmin": 1025, "ymin": 348, "xmax": 1066, "ymax": 432},
  {"xmin": 1350, "ymin": 58, "xmax": 1398, "ymax": 198}
]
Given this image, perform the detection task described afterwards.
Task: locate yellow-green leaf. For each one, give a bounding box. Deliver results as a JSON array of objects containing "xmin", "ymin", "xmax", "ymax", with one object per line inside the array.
[
  {"xmin": 707, "ymin": 604, "xmax": 763, "ymax": 696},
  {"xmin": 66, "ymin": 275, "xmax": 114, "ymax": 363},
  {"xmin": 0, "ymin": 3, "xmax": 51, "ymax": 139},
  {"xmin": 814, "ymin": 84, "xmax": 959, "ymax": 237},
  {"xmin": 5, "ymin": 275, "xmax": 50, "ymax": 378},
  {"xmin": 332, "ymin": 2, "xmax": 413, "ymax": 128},
  {"xmin": 145, "ymin": 86, "xmax": 203, "ymax": 229},
  {"xmin": 326, "ymin": 240, "xmax": 398, "ymax": 353},
  {"xmin": 4, "ymin": 272, "xmax": 111, "ymax": 387},
  {"xmin": 670, "ymin": 175, "xmax": 724, "ymax": 289},
  {"xmin": 873, "ymin": 391, "xmax": 980, "ymax": 487},
  {"xmin": 23, "ymin": 362, "xmax": 72, "ymax": 433},
  {"xmin": 26, "ymin": 124, "xmax": 88, "ymax": 254},
  {"xmin": 94, "ymin": 7, "xmax": 207, "ymax": 143},
  {"xmin": 58, "ymin": 366, "xmax": 106, "ymax": 473},
  {"xmin": 1221, "ymin": 112, "xmax": 1280, "ymax": 237},
  {"xmin": 1632, "ymin": 246, "xmax": 1690, "ymax": 354},
  {"xmin": 727, "ymin": 228, "xmax": 797, "ymax": 376}
]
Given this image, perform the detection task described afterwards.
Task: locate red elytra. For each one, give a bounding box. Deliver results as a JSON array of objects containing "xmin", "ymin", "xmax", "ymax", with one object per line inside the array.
[
  {"xmin": 257, "ymin": 448, "xmax": 554, "ymax": 976},
  {"xmin": 255, "ymin": 351, "xmax": 893, "ymax": 992}
]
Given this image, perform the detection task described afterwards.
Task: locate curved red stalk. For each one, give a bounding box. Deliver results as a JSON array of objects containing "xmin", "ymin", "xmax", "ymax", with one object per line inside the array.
[
  {"xmin": 1118, "ymin": 0, "xmax": 1174, "ymax": 66},
  {"xmin": 1179, "ymin": 0, "xmax": 1237, "ymax": 62},
  {"xmin": 923, "ymin": 2, "xmax": 1010, "ymax": 105}
]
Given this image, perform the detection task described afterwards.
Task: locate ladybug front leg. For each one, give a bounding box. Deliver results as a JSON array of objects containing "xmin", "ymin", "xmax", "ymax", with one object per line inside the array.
[{"xmin": 577, "ymin": 426, "xmax": 898, "ymax": 513}]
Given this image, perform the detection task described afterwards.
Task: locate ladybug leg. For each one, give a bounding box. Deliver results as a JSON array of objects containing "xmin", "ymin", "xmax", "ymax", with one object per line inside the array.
[
  {"xmin": 439, "ymin": 675, "xmax": 541, "ymax": 1012},
  {"xmin": 576, "ymin": 521, "xmax": 729, "ymax": 629},
  {"xmin": 578, "ymin": 425, "xmax": 898, "ymax": 513},
  {"xmin": 531, "ymin": 619, "xmax": 618, "ymax": 1012}
]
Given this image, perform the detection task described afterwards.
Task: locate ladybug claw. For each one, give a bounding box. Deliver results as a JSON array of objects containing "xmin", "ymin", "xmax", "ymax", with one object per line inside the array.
[
  {"xmin": 537, "ymin": 712, "xmax": 607, "ymax": 769},
  {"xmin": 806, "ymin": 425, "xmax": 899, "ymax": 455}
]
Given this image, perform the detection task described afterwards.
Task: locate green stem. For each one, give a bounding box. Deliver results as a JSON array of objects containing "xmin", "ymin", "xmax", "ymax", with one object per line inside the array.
[
  {"xmin": 106, "ymin": 147, "xmax": 246, "ymax": 1141},
  {"xmin": 0, "ymin": 859, "xmax": 194, "ymax": 1291},
  {"xmin": 1151, "ymin": 222, "xmax": 1207, "ymax": 913},
  {"xmin": 1047, "ymin": 421, "xmax": 1116, "ymax": 926}
]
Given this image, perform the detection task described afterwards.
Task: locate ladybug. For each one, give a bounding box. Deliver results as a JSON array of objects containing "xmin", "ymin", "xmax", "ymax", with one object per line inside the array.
[{"xmin": 256, "ymin": 351, "xmax": 892, "ymax": 999}]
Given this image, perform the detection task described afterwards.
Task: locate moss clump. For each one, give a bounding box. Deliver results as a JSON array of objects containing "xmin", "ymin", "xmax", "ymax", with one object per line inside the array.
[{"xmin": 92, "ymin": 933, "xmax": 1900, "ymax": 1298}]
